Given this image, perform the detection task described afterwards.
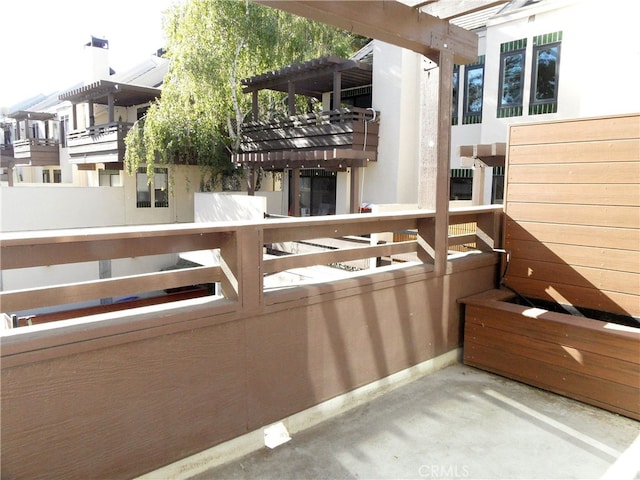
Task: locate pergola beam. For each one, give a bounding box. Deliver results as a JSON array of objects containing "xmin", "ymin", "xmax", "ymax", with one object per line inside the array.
[
  {"xmin": 254, "ymin": 0, "xmax": 478, "ymax": 64},
  {"xmin": 413, "ymin": 0, "xmax": 509, "ymax": 21}
]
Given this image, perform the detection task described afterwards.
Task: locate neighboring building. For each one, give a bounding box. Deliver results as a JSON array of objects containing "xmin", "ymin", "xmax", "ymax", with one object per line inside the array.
[
  {"xmin": 233, "ymin": 0, "xmax": 640, "ymax": 214},
  {"xmin": 0, "ymin": 36, "xmax": 203, "ymax": 231},
  {"xmin": 452, "ymin": 0, "xmax": 640, "ymax": 203},
  {"xmin": 0, "ymin": 37, "xmax": 205, "ymax": 314}
]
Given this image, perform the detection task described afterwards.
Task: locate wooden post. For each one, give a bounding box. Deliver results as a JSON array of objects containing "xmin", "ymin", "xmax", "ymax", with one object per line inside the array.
[
  {"xmin": 88, "ymin": 101, "xmax": 95, "ymax": 127},
  {"xmin": 72, "ymin": 104, "xmax": 78, "ymax": 130},
  {"xmin": 218, "ymin": 228, "xmax": 263, "ymax": 312},
  {"xmin": 107, "ymin": 93, "xmax": 115, "ymax": 123},
  {"xmin": 292, "ymin": 168, "xmax": 301, "ymax": 216},
  {"xmin": 332, "ymin": 70, "xmax": 342, "ymax": 110},
  {"xmin": 350, "ymin": 167, "xmax": 361, "ymax": 213},
  {"xmin": 252, "ymin": 91, "xmax": 259, "ymax": 121},
  {"xmin": 471, "ymin": 163, "xmax": 486, "ymax": 206},
  {"xmin": 418, "ymin": 51, "xmax": 453, "ymax": 275},
  {"xmin": 7, "ymin": 160, "xmax": 14, "ymax": 187},
  {"xmin": 288, "ymin": 81, "xmax": 296, "ymax": 116}
]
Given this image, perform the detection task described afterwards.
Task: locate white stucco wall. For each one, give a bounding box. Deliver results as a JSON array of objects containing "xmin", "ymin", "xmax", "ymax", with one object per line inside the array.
[
  {"xmin": 366, "ymin": 42, "xmax": 421, "ymax": 206},
  {"xmin": 478, "ymin": 0, "xmax": 640, "ymax": 146}
]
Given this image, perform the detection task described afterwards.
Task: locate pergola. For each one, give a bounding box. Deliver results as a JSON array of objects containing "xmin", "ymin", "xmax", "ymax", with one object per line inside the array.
[
  {"xmin": 242, "ymin": 56, "xmax": 373, "ymax": 118},
  {"xmin": 59, "ymin": 80, "xmax": 161, "ymax": 129},
  {"xmin": 255, "ymin": 0, "xmax": 508, "ymax": 274}
]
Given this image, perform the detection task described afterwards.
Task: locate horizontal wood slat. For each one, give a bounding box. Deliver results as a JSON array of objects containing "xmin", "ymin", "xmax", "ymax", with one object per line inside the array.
[
  {"xmin": 465, "ymin": 322, "xmax": 639, "ymax": 388},
  {"xmin": 507, "ymin": 162, "xmax": 640, "ymax": 184},
  {"xmin": 508, "ymin": 258, "xmax": 640, "ymax": 296},
  {"xmin": 1, "ymin": 266, "xmax": 221, "ymax": 312},
  {"xmin": 504, "ymin": 239, "xmax": 637, "ymax": 273},
  {"xmin": 504, "ymin": 203, "xmax": 639, "ymax": 229},
  {"xmin": 508, "ymin": 114, "xmax": 640, "ymax": 146},
  {"xmin": 507, "ymin": 183, "xmax": 639, "ymax": 206},
  {"xmin": 263, "ymin": 240, "xmax": 418, "ymax": 274},
  {"xmin": 507, "ymin": 139, "xmax": 639, "ymax": 165},
  {"xmin": 464, "ymin": 341, "xmax": 640, "ymax": 420},
  {"xmin": 505, "ymin": 221, "xmax": 639, "ymax": 251},
  {"xmin": 464, "ymin": 303, "xmax": 640, "ymax": 363},
  {"xmin": 504, "ymin": 277, "xmax": 638, "ymax": 317}
]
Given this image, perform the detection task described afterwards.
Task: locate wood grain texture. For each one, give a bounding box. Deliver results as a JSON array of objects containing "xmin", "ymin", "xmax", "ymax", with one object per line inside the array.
[
  {"xmin": 508, "ymin": 114, "xmax": 640, "ymax": 146},
  {"xmin": 462, "ymin": 298, "xmax": 640, "ymax": 420},
  {"xmin": 1, "ymin": 255, "xmax": 499, "ymax": 479},
  {"xmin": 507, "ymin": 139, "xmax": 639, "ymax": 165},
  {"xmin": 507, "ymin": 162, "xmax": 640, "ymax": 184},
  {"xmin": 504, "ymin": 114, "xmax": 640, "ymax": 316}
]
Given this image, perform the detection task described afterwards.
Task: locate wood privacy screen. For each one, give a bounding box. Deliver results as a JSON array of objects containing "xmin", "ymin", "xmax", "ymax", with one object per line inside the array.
[{"xmin": 504, "ymin": 114, "xmax": 640, "ymax": 317}]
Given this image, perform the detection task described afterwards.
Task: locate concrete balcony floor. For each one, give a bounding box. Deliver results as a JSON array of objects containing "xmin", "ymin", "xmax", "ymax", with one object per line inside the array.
[{"xmin": 188, "ymin": 364, "xmax": 639, "ymax": 480}]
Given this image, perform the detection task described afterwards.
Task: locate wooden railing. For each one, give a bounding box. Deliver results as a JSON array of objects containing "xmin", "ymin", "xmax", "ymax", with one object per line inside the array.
[
  {"xmin": 67, "ymin": 121, "xmax": 133, "ymax": 143},
  {"xmin": 66, "ymin": 122, "xmax": 132, "ymax": 162},
  {"xmin": 13, "ymin": 138, "xmax": 59, "ymax": 148},
  {"xmin": 11, "ymin": 137, "xmax": 60, "ymax": 164},
  {"xmin": 0, "ymin": 206, "xmax": 502, "ymax": 323},
  {"xmin": 239, "ymin": 107, "xmax": 379, "ymax": 154}
]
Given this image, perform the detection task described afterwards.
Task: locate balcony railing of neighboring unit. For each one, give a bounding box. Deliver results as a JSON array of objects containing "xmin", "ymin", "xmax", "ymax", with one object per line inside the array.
[
  {"xmin": 11, "ymin": 138, "xmax": 60, "ymax": 164},
  {"xmin": 66, "ymin": 122, "xmax": 132, "ymax": 161},
  {"xmin": 12, "ymin": 138, "xmax": 59, "ymax": 149},
  {"xmin": 234, "ymin": 107, "xmax": 379, "ymax": 167},
  {"xmin": 0, "ymin": 205, "xmax": 502, "ymax": 325}
]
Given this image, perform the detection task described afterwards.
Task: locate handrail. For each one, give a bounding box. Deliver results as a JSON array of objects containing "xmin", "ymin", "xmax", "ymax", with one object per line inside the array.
[
  {"xmin": 67, "ymin": 121, "xmax": 133, "ymax": 140},
  {"xmin": 0, "ymin": 206, "xmax": 503, "ymax": 323},
  {"xmin": 13, "ymin": 138, "xmax": 59, "ymax": 148},
  {"xmin": 243, "ymin": 107, "xmax": 377, "ymax": 131}
]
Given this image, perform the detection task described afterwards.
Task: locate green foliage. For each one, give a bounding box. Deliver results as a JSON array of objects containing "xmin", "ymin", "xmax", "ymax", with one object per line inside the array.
[{"xmin": 125, "ymin": 0, "xmax": 368, "ymax": 190}]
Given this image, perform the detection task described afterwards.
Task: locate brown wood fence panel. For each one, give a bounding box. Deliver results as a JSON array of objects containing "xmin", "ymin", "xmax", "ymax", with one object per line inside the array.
[{"xmin": 504, "ymin": 113, "xmax": 640, "ymax": 317}]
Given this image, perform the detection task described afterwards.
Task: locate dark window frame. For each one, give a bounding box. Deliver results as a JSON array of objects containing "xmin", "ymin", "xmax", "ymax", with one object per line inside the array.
[
  {"xmin": 462, "ymin": 58, "xmax": 485, "ymax": 125},
  {"xmin": 529, "ymin": 31, "xmax": 562, "ymax": 115},
  {"xmin": 452, "ymin": 64, "xmax": 460, "ymax": 125}
]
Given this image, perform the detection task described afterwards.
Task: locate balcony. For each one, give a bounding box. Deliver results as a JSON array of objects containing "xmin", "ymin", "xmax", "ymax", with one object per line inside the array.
[
  {"xmin": 12, "ymin": 137, "xmax": 60, "ymax": 166},
  {"xmin": 67, "ymin": 121, "xmax": 132, "ymax": 166},
  {"xmin": 233, "ymin": 107, "xmax": 379, "ymax": 169},
  {"xmin": 0, "ymin": 143, "xmax": 15, "ymax": 167},
  {"xmin": 1, "ymin": 206, "xmax": 504, "ymax": 479},
  {"xmin": 6, "ymin": 110, "xmax": 60, "ymax": 167}
]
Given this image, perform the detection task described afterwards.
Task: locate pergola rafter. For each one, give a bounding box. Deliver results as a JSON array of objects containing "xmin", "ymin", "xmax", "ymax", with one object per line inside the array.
[{"xmin": 255, "ymin": 0, "xmax": 479, "ymax": 65}]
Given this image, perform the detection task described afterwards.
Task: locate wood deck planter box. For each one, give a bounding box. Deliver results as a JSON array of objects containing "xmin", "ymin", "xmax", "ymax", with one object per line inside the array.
[{"xmin": 461, "ymin": 289, "xmax": 640, "ymax": 421}]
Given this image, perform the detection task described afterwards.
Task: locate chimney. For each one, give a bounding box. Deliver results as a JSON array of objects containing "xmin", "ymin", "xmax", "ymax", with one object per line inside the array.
[{"xmin": 84, "ymin": 36, "xmax": 110, "ymax": 84}]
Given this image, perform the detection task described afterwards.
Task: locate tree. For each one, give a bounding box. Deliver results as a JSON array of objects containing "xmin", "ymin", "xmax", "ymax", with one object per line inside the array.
[{"xmin": 125, "ymin": 0, "xmax": 367, "ymax": 190}]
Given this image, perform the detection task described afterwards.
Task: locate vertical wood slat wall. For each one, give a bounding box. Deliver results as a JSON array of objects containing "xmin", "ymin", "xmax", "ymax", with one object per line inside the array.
[{"xmin": 504, "ymin": 114, "xmax": 640, "ymax": 317}]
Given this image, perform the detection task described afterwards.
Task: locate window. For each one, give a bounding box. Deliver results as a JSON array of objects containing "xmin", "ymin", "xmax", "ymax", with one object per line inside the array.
[
  {"xmin": 529, "ymin": 32, "xmax": 562, "ymax": 115},
  {"xmin": 53, "ymin": 169, "xmax": 62, "ymax": 183},
  {"xmin": 289, "ymin": 169, "xmax": 336, "ymax": 216},
  {"xmin": 462, "ymin": 56, "xmax": 485, "ymax": 124},
  {"xmin": 136, "ymin": 168, "xmax": 152, "ymax": 208},
  {"xmin": 99, "ymin": 169, "xmax": 121, "ymax": 186},
  {"xmin": 452, "ymin": 64, "xmax": 460, "ymax": 125},
  {"xmin": 60, "ymin": 115, "xmax": 69, "ymax": 147},
  {"xmin": 136, "ymin": 167, "xmax": 169, "ymax": 208},
  {"xmin": 154, "ymin": 168, "xmax": 169, "ymax": 207},
  {"xmin": 450, "ymin": 169, "xmax": 473, "ymax": 201},
  {"xmin": 497, "ymin": 38, "xmax": 527, "ymax": 118},
  {"xmin": 491, "ymin": 167, "xmax": 505, "ymax": 204},
  {"xmin": 42, "ymin": 170, "xmax": 51, "ymax": 183}
]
